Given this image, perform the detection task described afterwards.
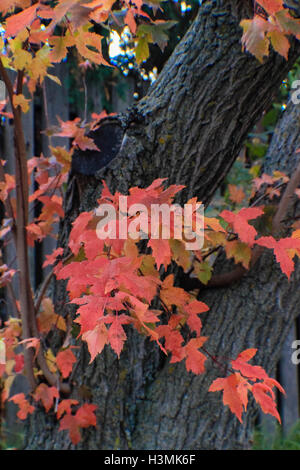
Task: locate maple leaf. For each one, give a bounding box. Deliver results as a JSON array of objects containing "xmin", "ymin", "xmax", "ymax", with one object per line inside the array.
[
  {"xmin": 38, "ymin": 195, "xmax": 64, "ymax": 219},
  {"xmin": 184, "ymin": 337, "xmax": 207, "ymax": 374},
  {"xmin": 183, "ymin": 300, "xmax": 209, "ymax": 335},
  {"xmin": 56, "ymin": 348, "xmax": 77, "ymax": 379},
  {"xmin": 257, "ymin": 0, "xmax": 283, "ymax": 15},
  {"xmin": 156, "ymin": 324, "xmax": 184, "ymax": 362},
  {"xmin": 72, "ymin": 295, "xmax": 112, "ymax": 334},
  {"xmin": 37, "ymin": 297, "xmax": 66, "ymax": 334},
  {"xmin": 9, "ymin": 393, "xmax": 35, "ymax": 420},
  {"xmin": 220, "ymin": 207, "xmax": 264, "ymax": 247},
  {"xmin": 240, "ymin": 16, "xmax": 270, "ymax": 62},
  {"xmin": 231, "ymin": 348, "xmax": 268, "ymax": 380},
  {"xmin": 160, "ymin": 274, "xmax": 190, "ymax": 309},
  {"xmin": 68, "ymin": 211, "xmax": 93, "ymax": 255},
  {"xmin": 53, "ymin": 117, "xmax": 81, "ymax": 138},
  {"xmin": 267, "ymin": 30, "xmax": 290, "ymax": 59},
  {"xmin": 275, "ymin": 9, "xmax": 300, "ymax": 35},
  {"xmin": 125, "ymin": 9, "xmax": 137, "ymax": 34},
  {"xmin": 169, "ymin": 239, "xmax": 192, "ymax": 271},
  {"xmin": 148, "ymin": 238, "xmax": 172, "ymax": 270},
  {"xmin": 49, "ymin": 34, "xmax": 75, "ymax": 63},
  {"xmin": 59, "ymin": 403, "xmax": 97, "ymax": 445},
  {"xmin": 1, "ymin": 1, "xmax": 31, "ymax": 16},
  {"xmin": 50, "ymin": 146, "xmax": 73, "ymax": 173},
  {"xmin": 13, "ymin": 94, "xmax": 30, "ymax": 113},
  {"xmin": 73, "ymin": 128, "xmax": 99, "ymax": 151},
  {"xmin": 225, "ymin": 240, "xmax": 252, "ymax": 269},
  {"xmin": 57, "ymin": 399, "xmax": 79, "ymax": 419},
  {"xmin": 73, "ymin": 28, "xmax": 109, "ymax": 66},
  {"xmin": 33, "ymin": 384, "xmax": 59, "ymax": 412},
  {"xmin": 193, "ymin": 261, "xmax": 213, "ymax": 285},
  {"xmin": 256, "ymin": 235, "xmax": 300, "ymax": 278},
  {"xmin": 106, "ymin": 315, "xmax": 131, "ymax": 358},
  {"xmin": 75, "ymin": 403, "xmax": 97, "ymax": 428},
  {"xmin": 43, "ymin": 247, "xmax": 64, "ymax": 268},
  {"xmin": 252, "ymin": 382, "xmax": 281, "ymax": 422},
  {"xmin": 59, "ymin": 414, "xmax": 82, "ymax": 445},
  {"xmin": 4, "ymin": 4, "xmax": 38, "ymax": 38},
  {"xmin": 209, "ymin": 373, "xmax": 247, "ymax": 423},
  {"xmin": 82, "ymin": 323, "xmax": 108, "ymax": 362},
  {"xmin": 228, "ymin": 184, "xmax": 245, "ymax": 204}
]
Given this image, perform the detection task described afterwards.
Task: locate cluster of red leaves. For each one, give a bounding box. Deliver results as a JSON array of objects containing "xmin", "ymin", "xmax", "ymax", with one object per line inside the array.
[
  {"xmin": 1, "ymin": 173, "xmax": 299, "ymax": 439},
  {"xmin": 9, "ymin": 387, "xmax": 97, "ymax": 444},
  {"xmin": 240, "ymin": 0, "xmax": 300, "ymax": 62},
  {"xmin": 209, "ymin": 349, "xmax": 285, "ymax": 423},
  {"xmin": 49, "ymin": 178, "xmax": 299, "ymax": 425}
]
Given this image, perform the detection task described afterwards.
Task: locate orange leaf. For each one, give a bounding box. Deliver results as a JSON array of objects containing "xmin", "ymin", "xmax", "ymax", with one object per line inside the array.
[
  {"xmin": 56, "ymin": 348, "xmax": 77, "ymax": 378},
  {"xmin": 184, "ymin": 337, "xmax": 207, "ymax": 375},
  {"xmin": 5, "ymin": 4, "xmax": 38, "ymax": 38},
  {"xmin": 256, "ymin": 235, "xmax": 300, "ymax": 278},
  {"xmin": 209, "ymin": 373, "xmax": 246, "ymax": 423},
  {"xmin": 33, "ymin": 384, "xmax": 59, "ymax": 412},
  {"xmin": 148, "ymin": 238, "xmax": 172, "ymax": 270},
  {"xmin": 9, "ymin": 393, "xmax": 35, "ymax": 420},
  {"xmin": 257, "ymin": 0, "xmax": 283, "ymax": 15},
  {"xmin": 220, "ymin": 207, "xmax": 264, "ymax": 247},
  {"xmin": 240, "ymin": 16, "xmax": 270, "ymax": 63},
  {"xmin": 57, "ymin": 399, "xmax": 79, "ymax": 419},
  {"xmin": 228, "ymin": 184, "xmax": 245, "ymax": 204},
  {"xmin": 252, "ymin": 382, "xmax": 281, "ymax": 422}
]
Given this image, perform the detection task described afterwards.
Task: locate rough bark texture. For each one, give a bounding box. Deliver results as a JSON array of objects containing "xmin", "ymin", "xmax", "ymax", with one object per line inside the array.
[{"xmin": 25, "ymin": 0, "xmax": 300, "ymax": 450}]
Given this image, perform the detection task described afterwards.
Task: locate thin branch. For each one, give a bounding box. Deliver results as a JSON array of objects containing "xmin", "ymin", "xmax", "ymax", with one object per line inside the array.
[
  {"xmin": 0, "ymin": 161, "xmax": 17, "ymax": 242},
  {"xmin": 34, "ymin": 269, "xmax": 54, "ymax": 314}
]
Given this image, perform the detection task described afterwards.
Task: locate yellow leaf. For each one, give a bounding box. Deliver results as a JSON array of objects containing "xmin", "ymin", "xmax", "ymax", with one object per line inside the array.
[
  {"xmin": 240, "ymin": 17, "xmax": 270, "ymax": 63},
  {"xmin": 46, "ymin": 74, "xmax": 62, "ymax": 86},
  {"xmin": 268, "ymin": 30, "xmax": 290, "ymax": 60},
  {"xmin": 12, "ymin": 49, "xmax": 32, "ymax": 71},
  {"xmin": 135, "ymin": 34, "xmax": 150, "ymax": 64},
  {"xmin": 225, "ymin": 240, "xmax": 251, "ymax": 269},
  {"xmin": 45, "ymin": 348, "xmax": 57, "ymax": 374},
  {"xmin": 13, "ymin": 94, "xmax": 30, "ymax": 113}
]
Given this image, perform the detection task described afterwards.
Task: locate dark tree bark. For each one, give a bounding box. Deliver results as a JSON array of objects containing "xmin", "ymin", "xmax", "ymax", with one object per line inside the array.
[{"xmin": 25, "ymin": 0, "xmax": 300, "ymax": 449}]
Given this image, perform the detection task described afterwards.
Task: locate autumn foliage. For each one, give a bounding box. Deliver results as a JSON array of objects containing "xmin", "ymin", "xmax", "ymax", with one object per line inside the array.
[{"xmin": 0, "ymin": 0, "xmax": 300, "ymax": 446}]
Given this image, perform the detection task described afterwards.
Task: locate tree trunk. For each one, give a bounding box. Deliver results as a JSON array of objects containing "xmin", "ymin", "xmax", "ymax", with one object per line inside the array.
[{"xmin": 25, "ymin": 0, "xmax": 300, "ymax": 449}]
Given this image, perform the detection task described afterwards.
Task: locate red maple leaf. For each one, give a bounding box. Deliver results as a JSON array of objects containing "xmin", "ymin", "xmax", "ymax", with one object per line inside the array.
[
  {"xmin": 59, "ymin": 404, "xmax": 97, "ymax": 445},
  {"xmin": 220, "ymin": 207, "xmax": 264, "ymax": 247},
  {"xmin": 57, "ymin": 399, "xmax": 79, "ymax": 419},
  {"xmin": 184, "ymin": 337, "xmax": 207, "ymax": 374},
  {"xmin": 9, "ymin": 393, "xmax": 35, "ymax": 420},
  {"xmin": 33, "ymin": 384, "xmax": 59, "ymax": 412},
  {"xmin": 256, "ymin": 235, "xmax": 300, "ymax": 278},
  {"xmin": 5, "ymin": 4, "xmax": 38, "ymax": 38},
  {"xmin": 252, "ymin": 382, "xmax": 281, "ymax": 422},
  {"xmin": 209, "ymin": 373, "xmax": 248, "ymax": 423},
  {"xmin": 257, "ymin": 0, "xmax": 283, "ymax": 15},
  {"xmin": 183, "ymin": 300, "xmax": 209, "ymax": 335},
  {"xmin": 56, "ymin": 347, "xmax": 77, "ymax": 379}
]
